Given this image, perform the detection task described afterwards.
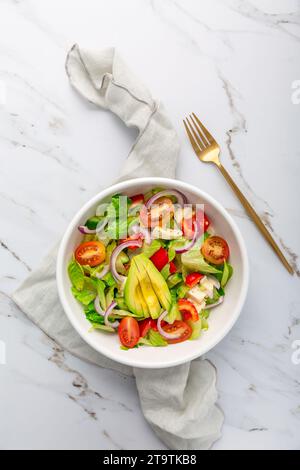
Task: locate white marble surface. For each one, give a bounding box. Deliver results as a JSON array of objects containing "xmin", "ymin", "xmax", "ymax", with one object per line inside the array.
[{"xmin": 0, "ymin": 0, "xmax": 300, "ymax": 450}]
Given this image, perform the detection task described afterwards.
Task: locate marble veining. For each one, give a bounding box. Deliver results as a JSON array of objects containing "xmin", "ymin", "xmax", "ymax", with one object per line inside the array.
[{"xmin": 0, "ymin": 0, "xmax": 299, "ymax": 450}]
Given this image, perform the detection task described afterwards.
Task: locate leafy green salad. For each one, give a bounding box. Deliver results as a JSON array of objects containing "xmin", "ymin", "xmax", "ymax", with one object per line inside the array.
[{"xmin": 68, "ymin": 188, "xmax": 233, "ymax": 349}]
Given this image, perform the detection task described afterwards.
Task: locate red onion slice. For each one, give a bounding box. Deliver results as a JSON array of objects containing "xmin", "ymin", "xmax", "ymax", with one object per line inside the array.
[
  {"xmin": 110, "ymin": 239, "xmax": 143, "ymax": 283},
  {"xmin": 95, "ymin": 264, "xmax": 110, "ymax": 280},
  {"xmin": 78, "ymin": 217, "xmax": 108, "ymax": 235},
  {"xmin": 205, "ymin": 296, "xmax": 224, "ymax": 309},
  {"xmin": 94, "ymin": 296, "xmax": 104, "ymax": 315},
  {"xmin": 175, "ymin": 221, "xmax": 200, "ymax": 254},
  {"xmin": 157, "ymin": 310, "xmax": 182, "ymax": 340},
  {"xmin": 104, "ymin": 301, "xmax": 119, "ymax": 329},
  {"xmin": 146, "ymin": 190, "xmax": 187, "ymax": 209}
]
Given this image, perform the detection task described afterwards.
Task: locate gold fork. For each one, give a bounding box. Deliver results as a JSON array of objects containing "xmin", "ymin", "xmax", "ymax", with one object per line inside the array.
[{"xmin": 183, "ymin": 112, "xmax": 294, "ymax": 275}]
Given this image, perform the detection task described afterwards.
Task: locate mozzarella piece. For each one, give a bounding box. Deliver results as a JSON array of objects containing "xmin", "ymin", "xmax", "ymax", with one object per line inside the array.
[
  {"xmin": 186, "ymin": 287, "xmax": 207, "ymax": 313},
  {"xmin": 152, "ymin": 226, "xmax": 183, "ymax": 240},
  {"xmin": 187, "ymin": 286, "xmax": 207, "ymax": 304},
  {"xmin": 200, "ymin": 275, "xmax": 220, "ymax": 299}
]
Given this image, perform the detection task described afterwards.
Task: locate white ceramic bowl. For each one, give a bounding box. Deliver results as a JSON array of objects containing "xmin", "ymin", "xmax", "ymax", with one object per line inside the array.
[{"xmin": 57, "ymin": 177, "xmax": 249, "ymax": 368}]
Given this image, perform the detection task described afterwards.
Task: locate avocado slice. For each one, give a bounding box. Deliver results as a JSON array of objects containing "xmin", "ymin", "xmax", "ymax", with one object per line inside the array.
[
  {"xmin": 147, "ymin": 268, "xmax": 172, "ymax": 312},
  {"xmin": 125, "ymin": 253, "xmax": 172, "ymax": 319},
  {"xmin": 124, "ymin": 260, "xmax": 144, "ymax": 316},
  {"xmin": 135, "ymin": 283, "xmax": 150, "ymax": 318},
  {"xmin": 132, "ymin": 257, "xmax": 161, "ymax": 319},
  {"xmin": 134, "ymin": 254, "xmax": 172, "ymax": 312}
]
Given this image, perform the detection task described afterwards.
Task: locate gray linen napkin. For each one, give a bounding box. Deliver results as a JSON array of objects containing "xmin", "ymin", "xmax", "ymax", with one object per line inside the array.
[{"xmin": 12, "ymin": 44, "xmax": 223, "ymax": 450}]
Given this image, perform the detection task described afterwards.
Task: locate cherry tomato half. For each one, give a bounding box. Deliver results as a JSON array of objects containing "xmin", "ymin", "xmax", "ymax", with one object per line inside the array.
[
  {"xmin": 201, "ymin": 236, "xmax": 229, "ymax": 265},
  {"xmin": 185, "ymin": 272, "xmax": 204, "ymax": 288},
  {"xmin": 139, "ymin": 318, "xmax": 158, "ymax": 337},
  {"xmin": 118, "ymin": 317, "xmax": 140, "ymax": 348},
  {"xmin": 75, "ymin": 241, "xmax": 106, "ymax": 267},
  {"xmin": 178, "ymin": 298, "xmax": 199, "ymax": 322},
  {"xmin": 182, "ymin": 209, "xmax": 210, "ymax": 239},
  {"xmin": 162, "ymin": 320, "xmax": 193, "ymax": 344},
  {"xmin": 130, "ymin": 193, "xmax": 145, "ymax": 207}
]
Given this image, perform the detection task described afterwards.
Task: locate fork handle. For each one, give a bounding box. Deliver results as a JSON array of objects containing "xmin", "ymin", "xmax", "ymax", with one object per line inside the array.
[{"xmin": 218, "ymin": 164, "xmax": 294, "ymax": 274}]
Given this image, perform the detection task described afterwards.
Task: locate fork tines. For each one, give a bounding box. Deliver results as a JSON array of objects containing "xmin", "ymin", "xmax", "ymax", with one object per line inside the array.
[{"xmin": 183, "ymin": 113, "xmax": 214, "ymax": 154}]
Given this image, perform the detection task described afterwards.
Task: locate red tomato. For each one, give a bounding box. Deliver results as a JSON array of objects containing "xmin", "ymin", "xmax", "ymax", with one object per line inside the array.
[
  {"xmin": 185, "ymin": 272, "xmax": 204, "ymax": 288},
  {"xmin": 201, "ymin": 236, "xmax": 229, "ymax": 265},
  {"xmin": 120, "ymin": 233, "xmax": 143, "ymax": 250},
  {"xmin": 75, "ymin": 241, "xmax": 106, "ymax": 267},
  {"xmin": 169, "ymin": 261, "xmax": 177, "ymax": 274},
  {"xmin": 139, "ymin": 318, "xmax": 158, "ymax": 337},
  {"xmin": 182, "ymin": 210, "xmax": 210, "ymax": 239},
  {"xmin": 150, "ymin": 247, "xmax": 169, "ymax": 271},
  {"xmin": 162, "ymin": 320, "xmax": 192, "ymax": 344},
  {"xmin": 130, "ymin": 193, "xmax": 145, "ymax": 207},
  {"xmin": 178, "ymin": 298, "xmax": 199, "ymax": 322},
  {"xmin": 118, "ymin": 317, "xmax": 140, "ymax": 348},
  {"xmin": 203, "ymin": 213, "xmax": 210, "ymax": 231}
]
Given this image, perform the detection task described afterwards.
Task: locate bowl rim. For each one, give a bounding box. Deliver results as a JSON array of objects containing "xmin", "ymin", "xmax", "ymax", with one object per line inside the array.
[{"xmin": 57, "ymin": 177, "xmax": 249, "ymax": 368}]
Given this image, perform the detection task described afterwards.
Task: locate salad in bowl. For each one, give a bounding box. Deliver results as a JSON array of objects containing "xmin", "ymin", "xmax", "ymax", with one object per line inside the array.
[{"xmin": 67, "ymin": 187, "xmax": 233, "ymax": 350}]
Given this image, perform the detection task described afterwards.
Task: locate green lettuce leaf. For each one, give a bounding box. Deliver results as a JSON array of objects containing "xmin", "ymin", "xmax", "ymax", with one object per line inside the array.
[
  {"xmin": 165, "ymin": 302, "xmax": 181, "ymax": 324},
  {"xmin": 205, "ymin": 287, "xmax": 221, "ymax": 305},
  {"xmin": 148, "ymin": 329, "xmax": 168, "ymax": 347},
  {"xmin": 85, "ymin": 311, "xmax": 105, "ymax": 324},
  {"xmin": 201, "ymin": 309, "xmax": 210, "ymax": 320},
  {"xmin": 160, "ymin": 263, "xmax": 171, "ymax": 280},
  {"xmin": 168, "ymin": 239, "xmax": 187, "ymax": 262},
  {"xmin": 90, "ymin": 323, "xmax": 114, "ymax": 332},
  {"xmin": 68, "ymin": 260, "xmax": 84, "ymax": 291},
  {"xmin": 102, "ymin": 271, "xmax": 117, "ymax": 287},
  {"xmin": 181, "ymin": 249, "xmax": 222, "ymax": 274},
  {"xmin": 137, "ymin": 336, "xmax": 152, "ymax": 347},
  {"xmin": 142, "ymin": 239, "xmax": 162, "ymax": 258},
  {"xmin": 176, "ymin": 283, "xmax": 190, "ymax": 299},
  {"xmin": 105, "ymin": 241, "xmax": 116, "ymax": 263},
  {"xmin": 115, "ymin": 296, "xmax": 128, "ymax": 310},
  {"xmin": 188, "ymin": 318, "xmax": 202, "ymax": 340},
  {"xmin": 167, "ymin": 273, "xmax": 182, "ymax": 288},
  {"xmin": 111, "ymin": 309, "xmax": 140, "ymax": 318},
  {"xmin": 71, "ymin": 286, "xmax": 97, "ymax": 306},
  {"xmin": 221, "ymin": 260, "xmax": 233, "ymax": 287},
  {"xmin": 82, "ymin": 263, "xmax": 108, "ymax": 279},
  {"xmin": 95, "ymin": 279, "xmax": 106, "ymax": 310},
  {"xmin": 106, "ymin": 285, "xmax": 118, "ymax": 307}
]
